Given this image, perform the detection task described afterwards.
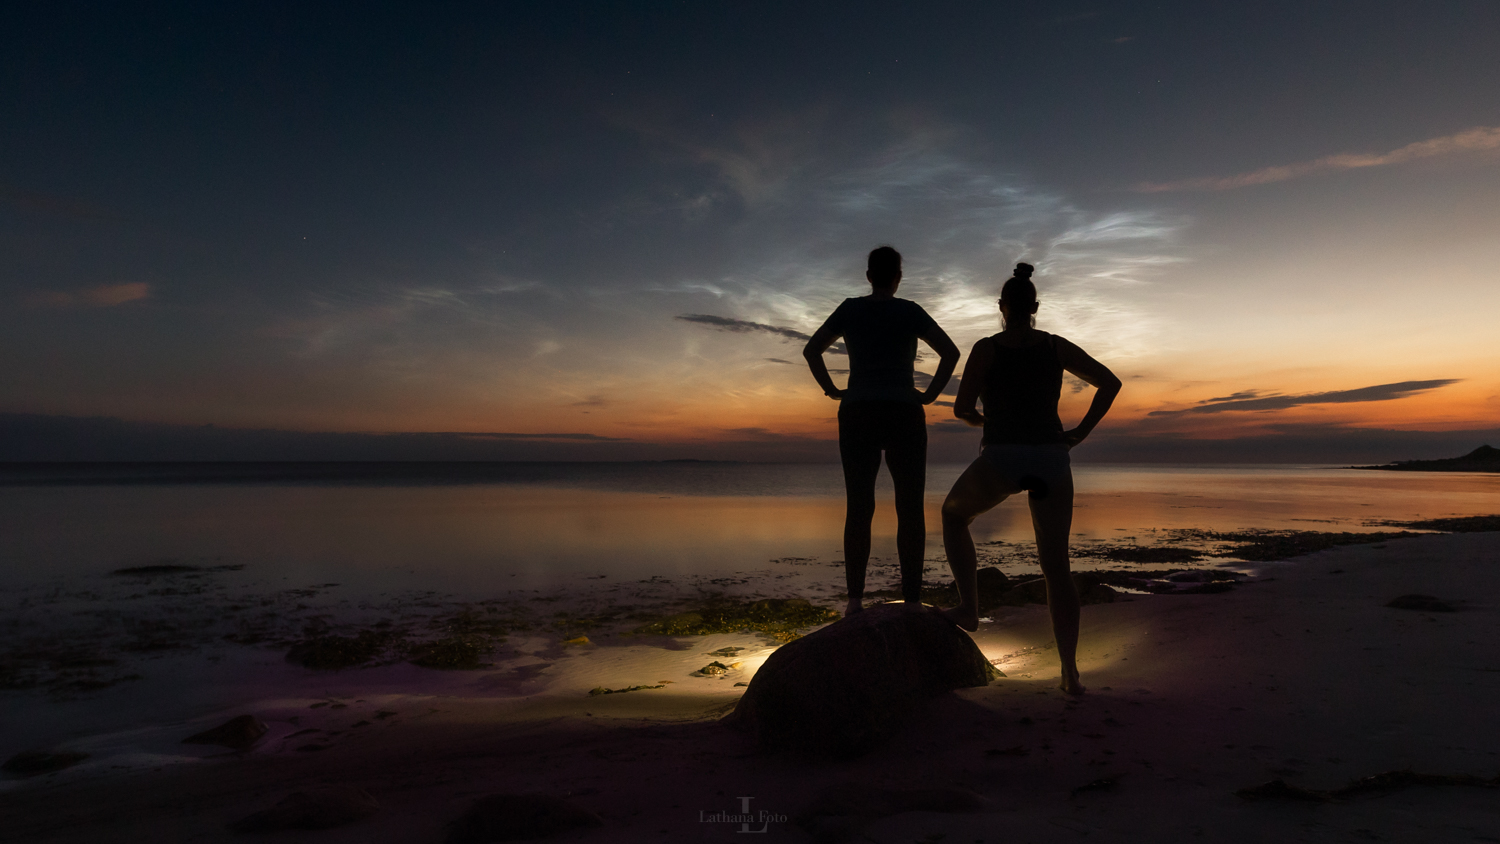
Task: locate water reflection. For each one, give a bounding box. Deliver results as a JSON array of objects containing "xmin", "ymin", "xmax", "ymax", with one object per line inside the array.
[{"xmin": 0, "ymin": 465, "xmax": 1495, "ymax": 594}]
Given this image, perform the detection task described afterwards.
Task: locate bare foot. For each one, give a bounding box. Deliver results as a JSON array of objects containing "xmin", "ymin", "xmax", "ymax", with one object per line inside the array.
[
  {"xmin": 941, "ymin": 605, "xmax": 979, "ymax": 632},
  {"xmin": 845, "ymin": 598, "xmax": 864, "ymax": 617},
  {"xmin": 1059, "ymin": 671, "xmax": 1085, "ymax": 696}
]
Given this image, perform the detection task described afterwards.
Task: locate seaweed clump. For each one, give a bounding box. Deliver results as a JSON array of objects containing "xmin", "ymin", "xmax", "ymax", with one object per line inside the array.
[
  {"xmin": 632, "ymin": 597, "xmax": 839, "ymax": 643},
  {"xmin": 1084, "ymin": 545, "xmax": 1206, "ymax": 564},
  {"xmin": 408, "ymin": 636, "xmax": 494, "ymax": 670},
  {"xmin": 1157, "ymin": 528, "xmax": 1425, "ymax": 562},
  {"xmin": 1208, "ymin": 530, "xmax": 1421, "ymax": 561},
  {"xmin": 588, "ymin": 684, "xmax": 665, "ymax": 696},
  {"xmin": 285, "ymin": 631, "xmax": 396, "ymax": 670},
  {"xmin": 407, "ymin": 608, "xmax": 511, "ymax": 669}
]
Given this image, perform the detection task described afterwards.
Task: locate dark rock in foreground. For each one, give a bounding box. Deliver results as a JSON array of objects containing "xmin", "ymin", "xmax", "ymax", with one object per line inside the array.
[
  {"xmin": 727, "ymin": 603, "xmax": 998, "ymax": 756},
  {"xmin": 2, "ymin": 750, "xmax": 88, "ymax": 776},
  {"xmin": 230, "ymin": 785, "xmax": 379, "ymax": 832},
  {"xmin": 447, "ymin": 794, "xmax": 603, "ymax": 843},
  {"xmin": 182, "ymin": 714, "xmax": 267, "ymax": 750},
  {"xmin": 1385, "ymin": 594, "xmax": 1457, "ymax": 612},
  {"xmin": 974, "ymin": 565, "xmax": 1011, "ymax": 609}
]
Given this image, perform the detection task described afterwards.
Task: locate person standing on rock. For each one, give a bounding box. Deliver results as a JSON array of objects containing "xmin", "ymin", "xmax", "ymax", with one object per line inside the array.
[
  {"xmin": 940, "ymin": 262, "xmax": 1120, "ymax": 695},
  {"xmin": 804, "ymin": 246, "xmax": 960, "ymax": 618}
]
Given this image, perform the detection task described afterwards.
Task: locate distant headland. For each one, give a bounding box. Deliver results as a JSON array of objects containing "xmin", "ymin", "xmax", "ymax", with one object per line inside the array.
[{"xmin": 1355, "ymin": 445, "xmax": 1500, "ymax": 472}]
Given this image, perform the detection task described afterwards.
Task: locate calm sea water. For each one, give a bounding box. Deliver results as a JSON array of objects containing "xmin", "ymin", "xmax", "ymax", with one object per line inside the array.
[
  {"xmin": 1, "ymin": 461, "xmax": 1497, "ymax": 767},
  {"xmin": 2, "ymin": 462, "xmax": 1497, "ymax": 595}
]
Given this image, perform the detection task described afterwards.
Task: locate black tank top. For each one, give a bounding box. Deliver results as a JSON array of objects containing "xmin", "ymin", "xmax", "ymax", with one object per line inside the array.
[{"xmin": 981, "ymin": 333, "xmax": 1065, "ymax": 445}]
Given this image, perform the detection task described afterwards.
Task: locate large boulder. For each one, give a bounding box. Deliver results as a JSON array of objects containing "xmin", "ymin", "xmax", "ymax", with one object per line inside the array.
[{"xmin": 726, "ymin": 603, "xmax": 999, "ymax": 756}]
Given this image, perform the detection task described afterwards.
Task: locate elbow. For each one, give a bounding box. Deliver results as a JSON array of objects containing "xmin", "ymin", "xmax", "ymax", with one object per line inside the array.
[{"xmin": 802, "ymin": 343, "xmax": 820, "ymax": 361}]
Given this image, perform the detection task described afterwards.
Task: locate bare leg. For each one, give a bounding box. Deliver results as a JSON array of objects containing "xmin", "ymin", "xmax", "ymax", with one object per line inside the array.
[
  {"xmin": 940, "ymin": 458, "xmax": 1016, "ymax": 631},
  {"xmin": 1029, "ymin": 472, "xmax": 1082, "ymax": 694},
  {"xmin": 884, "ymin": 414, "xmax": 929, "ymax": 608},
  {"xmin": 839, "ymin": 429, "xmax": 881, "ymax": 617}
]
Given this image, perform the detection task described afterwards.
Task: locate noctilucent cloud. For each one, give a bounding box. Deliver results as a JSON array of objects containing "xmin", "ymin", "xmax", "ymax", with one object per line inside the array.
[{"xmin": 4, "ymin": 2, "xmax": 1498, "ymax": 462}]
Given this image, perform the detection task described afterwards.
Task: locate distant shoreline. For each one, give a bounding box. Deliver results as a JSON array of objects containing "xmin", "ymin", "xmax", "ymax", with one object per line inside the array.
[{"xmin": 1352, "ymin": 444, "xmax": 1500, "ymax": 473}]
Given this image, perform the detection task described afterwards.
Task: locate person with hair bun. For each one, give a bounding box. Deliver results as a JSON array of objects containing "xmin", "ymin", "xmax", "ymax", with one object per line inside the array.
[
  {"xmin": 941, "ymin": 262, "xmax": 1120, "ymax": 695},
  {"xmin": 805, "ymin": 246, "xmax": 960, "ymax": 618}
]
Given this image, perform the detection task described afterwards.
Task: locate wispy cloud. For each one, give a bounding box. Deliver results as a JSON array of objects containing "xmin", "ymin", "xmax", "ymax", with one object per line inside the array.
[
  {"xmin": 657, "ymin": 132, "xmax": 1186, "ymax": 363},
  {"xmin": 676, "ymin": 314, "xmax": 848, "ymax": 354},
  {"xmin": 1148, "ymin": 379, "xmax": 1460, "ymax": 417},
  {"xmin": 1136, "ymin": 126, "xmax": 1500, "ymax": 192},
  {"xmin": 766, "ymin": 357, "xmax": 846, "ymax": 373},
  {"xmin": 913, "ymin": 371, "xmax": 960, "ymax": 396},
  {"xmin": 1203, "ymin": 390, "xmax": 1266, "ymax": 403},
  {"xmin": 614, "ymin": 109, "xmax": 824, "ymax": 210},
  {"xmin": 29, "ymin": 282, "xmax": 151, "ymax": 308}
]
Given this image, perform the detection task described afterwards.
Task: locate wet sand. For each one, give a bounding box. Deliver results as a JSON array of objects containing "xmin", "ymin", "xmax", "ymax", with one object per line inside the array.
[{"xmin": 2, "ymin": 532, "xmax": 1498, "ymax": 842}]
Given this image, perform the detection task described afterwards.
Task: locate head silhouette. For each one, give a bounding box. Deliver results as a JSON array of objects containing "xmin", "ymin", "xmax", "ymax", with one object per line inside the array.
[
  {"xmin": 1000, "ymin": 262, "xmax": 1038, "ymax": 328},
  {"xmin": 866, "ymin": 246, "xmax": 902, "ymax": 288}
]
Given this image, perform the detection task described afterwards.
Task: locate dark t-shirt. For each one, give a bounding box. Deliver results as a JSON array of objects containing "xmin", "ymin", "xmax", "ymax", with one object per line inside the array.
[{"xmin": 819, "ymin": 297, "xmax": 941, "ymax": 404}]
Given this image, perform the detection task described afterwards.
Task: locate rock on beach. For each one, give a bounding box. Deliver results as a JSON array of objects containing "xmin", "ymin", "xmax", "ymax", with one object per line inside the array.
[
  {"xmin": 727, "ymin": 603, "xmax": 998, "ymax": 756},
  {"xmin": 182, "ymin": 714, "xmax": 267, "ymax": 750}
]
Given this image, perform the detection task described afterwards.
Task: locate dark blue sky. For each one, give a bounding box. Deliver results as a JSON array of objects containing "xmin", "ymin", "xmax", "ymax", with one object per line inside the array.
[{"xmin": 4, "ymin": 2, "xmax": 1498, "ymax": 460}]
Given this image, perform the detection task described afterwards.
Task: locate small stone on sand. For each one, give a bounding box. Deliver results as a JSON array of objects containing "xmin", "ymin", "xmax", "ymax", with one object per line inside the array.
[{"xmin": 182, "ymin": 714, "xmax": 268, "ymax": 750}]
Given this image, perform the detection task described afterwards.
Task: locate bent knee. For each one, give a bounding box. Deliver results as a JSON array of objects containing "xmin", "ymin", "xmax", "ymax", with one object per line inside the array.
[{"xmin": 940, "ymin": 498, "xmax": 976, "ymax": 526}]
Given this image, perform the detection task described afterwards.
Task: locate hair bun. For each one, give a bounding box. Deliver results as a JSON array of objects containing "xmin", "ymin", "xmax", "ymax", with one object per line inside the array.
[{"xmin": 1013, "ymin": 262, "xmax": 1034, "ymax": 279}]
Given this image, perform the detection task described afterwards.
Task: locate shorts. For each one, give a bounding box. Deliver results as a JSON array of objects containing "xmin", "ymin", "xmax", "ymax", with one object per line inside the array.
[
  {"xmin": 838, "ymin": 401, "xmax": 927, "ymax": 467},
  {"xmin": 979, "ymin": 442, "xmax": 1071, "ymax": 500}
]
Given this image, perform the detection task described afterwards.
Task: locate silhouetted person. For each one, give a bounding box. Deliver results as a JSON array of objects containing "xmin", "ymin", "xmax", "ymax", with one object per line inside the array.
[
  {"xmin": 804, "ymin": 246, "xmax": 960, "ymax": 617},
  {"xmin": 941, "ymin": 262, "xmax": 1120, "ymax": 695}
]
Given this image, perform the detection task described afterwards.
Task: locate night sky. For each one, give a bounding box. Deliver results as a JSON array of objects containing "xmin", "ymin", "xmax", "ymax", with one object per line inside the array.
[{"xmin": 4, "ymin": 2, "xmax": 1498, "ymax": 462}]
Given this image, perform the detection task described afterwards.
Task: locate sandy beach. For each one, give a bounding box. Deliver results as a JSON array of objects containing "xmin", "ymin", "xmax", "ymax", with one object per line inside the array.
[{"xmin": 2, "ymin": 530, "xmax": 1497, "ymax": 843}]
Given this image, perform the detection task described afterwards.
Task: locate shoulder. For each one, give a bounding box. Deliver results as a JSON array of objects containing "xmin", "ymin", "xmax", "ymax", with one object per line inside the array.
[
  {"xmin": 1048, "ymin": 333, "xmax": 1082, "ymax": 354},
  {"xmin": 969, "ymin": 335, "xmax": 996, "ymax": 357},
  {"xmin": 1049, "ymin": 334, "xmax": 1100, "ymax": 369},
  {"xmin": 898, "ymin": 298, "xmax": 938, "ymax": 321}
]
